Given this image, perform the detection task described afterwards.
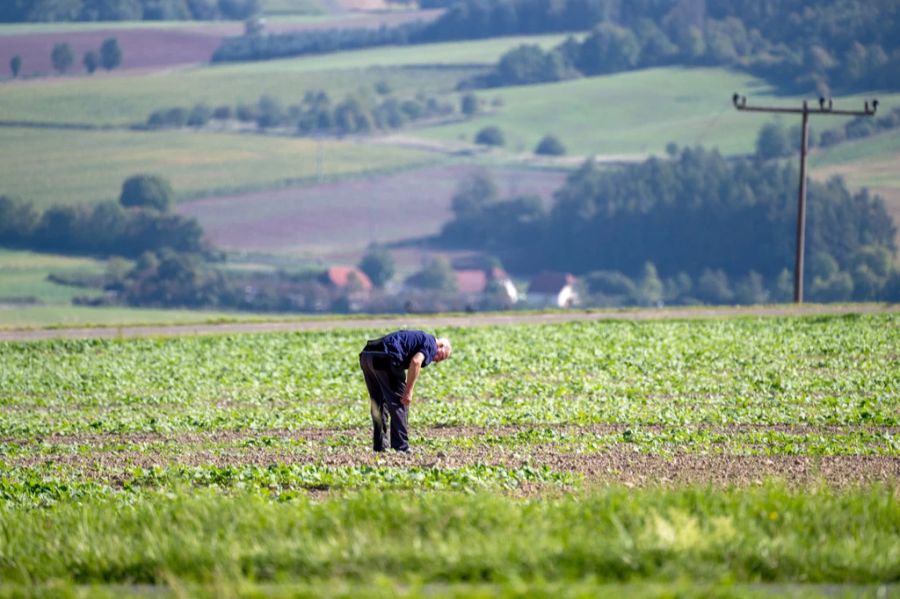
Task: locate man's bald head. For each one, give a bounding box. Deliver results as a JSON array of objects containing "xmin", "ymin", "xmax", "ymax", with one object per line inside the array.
[{"xmin": 435, "ymin": 337, "xmax": 452, "ymax": 362}]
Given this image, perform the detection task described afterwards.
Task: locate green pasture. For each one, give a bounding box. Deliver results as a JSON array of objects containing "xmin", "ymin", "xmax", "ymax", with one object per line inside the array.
[
  {"xmin": 415, "ymin": 67, "xmax": 900, "ymax": 157},
  {"xmin": 0, "ymin": 313, "xmax": 898, "ymax": 594},
  {"xmin": 810, "ymin": 129, "xmax": 900, "ymax": 244},
  {"xmin": 0, "ymin": 249, "xmax": 249, "ymax": 327},
  {"xmin": 811, "ymin": 128, "xmax": 900, "ymax": 187},
  {"xmin": 0, "ymin": 126, "xmax": 433, "ymax": 207},
  {"xmin": 0, "ymin": 34, "xmax": 576, "ymax": 126},
  {"xmin": 261, "ymin": 0, "xmax": 325, "ymax": 15},
  {"xmin": 0, "ymin": 248, "xmax": 312, "ymax": 327},
  {"xmin": 0, "ymin": 66, "xmax": 473, "ymax": 126},
  {"xmin": 0, "ymin": 248, "xmax": 105, "ymax": 305}
]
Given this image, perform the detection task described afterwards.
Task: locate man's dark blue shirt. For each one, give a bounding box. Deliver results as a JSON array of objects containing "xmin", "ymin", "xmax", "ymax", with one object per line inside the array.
[{"xmin": 375, "ymin": 330, "xmax": 437, "ymax": 369}]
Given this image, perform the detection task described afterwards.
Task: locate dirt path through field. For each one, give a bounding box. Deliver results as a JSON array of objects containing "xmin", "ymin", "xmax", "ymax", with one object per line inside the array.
[{"xmin": 1, "ymin": 303, "xmax": 897, "ymax": 342}]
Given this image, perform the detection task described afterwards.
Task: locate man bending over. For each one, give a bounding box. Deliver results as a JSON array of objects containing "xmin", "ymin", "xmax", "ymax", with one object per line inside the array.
[{"xmin": 359, "ymin": 330, "xmax": 452, "ymax": 452}]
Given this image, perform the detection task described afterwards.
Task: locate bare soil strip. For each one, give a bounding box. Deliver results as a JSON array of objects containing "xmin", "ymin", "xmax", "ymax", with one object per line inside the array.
[
  {"xmin": 1, "ymin": 304, "xmax": 897, "ymax": 342},
  {"xmin": 13, "ymin": 443, "xmax": 899, "ymax": 488},
  {"xmin": 8, "ymin": 424, "xmax": 900, "ymax": 488},
  {"xmin": 8, "ymin": 423, "xmax": 900, "ymax": 448}
]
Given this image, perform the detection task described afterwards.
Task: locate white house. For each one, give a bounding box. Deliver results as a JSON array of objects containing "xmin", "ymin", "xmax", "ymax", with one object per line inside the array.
[{"xmin": 526, "ymin": 271, "xmax": 578, "ymax": 308}]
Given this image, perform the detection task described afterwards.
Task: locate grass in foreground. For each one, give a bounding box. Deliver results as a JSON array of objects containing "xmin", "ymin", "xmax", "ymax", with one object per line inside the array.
[{"xmin": 0, "ymin": 486, "xmax": 897, "ymax": 590}]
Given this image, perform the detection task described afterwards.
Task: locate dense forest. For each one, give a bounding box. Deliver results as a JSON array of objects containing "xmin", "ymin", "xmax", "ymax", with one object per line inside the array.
[
  {"xmin": 213, "ymin": 0, "xmax": 899, "ymax": 94},
  {"xmin": 0, "ymin": 0, "xmax": 259, "ymax": 22},
  {"xmin": 440, "ymin": 147, "xmax": 899, "ymax": 303}
]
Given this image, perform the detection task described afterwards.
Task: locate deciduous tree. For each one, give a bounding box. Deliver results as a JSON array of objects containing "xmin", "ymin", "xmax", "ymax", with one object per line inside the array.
[
  {"xmin": 359, "ymin": 246, "xmax": 396, "ymax": 288},
  {"xmin": 51, "ymin": 43, "xmax": 74, "ymax": 74},
  {"xmin": 10, "ymin": 54, "xmax": 21, "ymax": 78},
  {"xmin": 119, "ymin": 174, "xmax": 174, "ymax": 212},
  {"xmin": 83, "ymin": 50, "xmax": 99, "ymax": 74},
  {"xmin": 100, "ymin": 37, "xmax": 122, "ymax": 70}
]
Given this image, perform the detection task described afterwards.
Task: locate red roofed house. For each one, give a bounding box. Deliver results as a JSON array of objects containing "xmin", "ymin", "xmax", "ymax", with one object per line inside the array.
[
  {"xmin": 527, "ymin": 271, "xmax": 578, "ymax": 308},
  {"xmin": 320, "ymin": 266, "xmax": 373, "ymax": 292}
]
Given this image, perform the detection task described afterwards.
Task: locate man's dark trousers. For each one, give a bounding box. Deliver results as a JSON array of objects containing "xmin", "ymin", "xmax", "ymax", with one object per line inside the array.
[{"xmin": 359, "ymin": 342, "xmax": 409, "ymax": 452}]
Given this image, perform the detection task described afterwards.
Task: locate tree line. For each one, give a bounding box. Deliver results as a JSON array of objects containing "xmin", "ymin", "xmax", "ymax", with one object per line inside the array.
[
  {"xmin": 143, "ymin": 89, "xmax": 457, "ymax": 135},
  {"xmin": 472, "ymin": 10, "xmax": 898, "ymax": 94},
  {"xmin": 0, "ymin": 175, "xmax": 207, "ymax": 258},
  {"xmin": 0, "ymin": 0, "xmax": 259, "ymax": 22},
  {"xmin": 9, "ymin": 38, "xmax": 121, "ymax": 78},
  {"xmin": 439, "ymin": 147, "xmax": 899, "ymax": 303},
  {"xmin": 211, "ymin": 0, "xmax": 898, "ymax": 95}
]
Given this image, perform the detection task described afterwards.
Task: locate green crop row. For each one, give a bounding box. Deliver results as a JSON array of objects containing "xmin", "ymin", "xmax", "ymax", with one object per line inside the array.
[
  {"xmin": 1, "ymin": 315, "xmax": 897, "ymax": 437},
  {"xmin": 0, "ymin": 463, "xmax": 578, "ymax": 509}
]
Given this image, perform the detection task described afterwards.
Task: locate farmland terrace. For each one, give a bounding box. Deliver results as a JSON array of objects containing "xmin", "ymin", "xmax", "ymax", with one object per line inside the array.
[{"xmin": 0, "ymin": 9, "xmax": 441, "ymax": 75}]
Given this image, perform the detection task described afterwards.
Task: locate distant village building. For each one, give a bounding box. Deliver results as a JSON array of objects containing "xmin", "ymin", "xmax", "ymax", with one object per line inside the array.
[
  {"xmin": 320, "ymin": 266, "xmax": 373, "ymax": 292},
  {"xmin": 454, "ymin": 268, "xmax": 518, "ymax": 305},
  {"xmin": 526, "ymin": 271, "xmax": 578, "ymax": 308},
  {"xmin": 403, "ymin": 266, "xmax": 518, "ymax": 306}
]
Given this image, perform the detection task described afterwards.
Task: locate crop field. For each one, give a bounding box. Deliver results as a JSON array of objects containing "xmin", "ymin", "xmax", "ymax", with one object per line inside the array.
[
  {"xmin": 0, "ymin": 127, "xmax": 433, "ymax": 208},
  {"xmin": 811, "ymin": 129, "xmax": 900, "ymax": 248},
  {"xmin": 0, "ymin": 10, "xmax": 437, "ymax": 75},
  {"xmin": 418, "ymin": 68, "xmax": 900, "ymax": 157},
  {"xmin": 262, "ymin": 0, "xmax": 325, "ymax": 15},
  {"xmin": 180, "ymin": 163, "xmax": 567, "ymax": 257},
  {"xmin": 0, "ymin": 249, "xmax": 105, "ymax": 306},
  {"xmin": 811, "ymin": 129, "xmax": 900, "ymax": 189},
  {"xmin": 1, "ymin": 313, "xmax": 898, "ymax": 595},
  {"xmin": 0, "ymin": 34, "xmax": 575, "ymax": 126}
]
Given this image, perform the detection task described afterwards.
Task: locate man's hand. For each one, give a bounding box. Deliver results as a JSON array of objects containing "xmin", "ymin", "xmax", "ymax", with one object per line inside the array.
[{"xmin": 402, "ymin": 352, "xmax": 424, "ymax": 408}]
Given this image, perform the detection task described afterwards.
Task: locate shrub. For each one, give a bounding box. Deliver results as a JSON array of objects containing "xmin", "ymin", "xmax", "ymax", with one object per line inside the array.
[
  {"xmin": 535, "ymin": 134, "xmax": 566, "ymax": 156},
  {"xmin": 475, "ymin": 126, "xmax": 505, "ymax": 146},
  {"xmin": 119, "ymin": 174, "xmax": 175, "ymax": 212}
]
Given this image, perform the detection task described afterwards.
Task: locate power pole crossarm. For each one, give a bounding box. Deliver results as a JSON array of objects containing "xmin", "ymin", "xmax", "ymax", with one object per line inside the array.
[
  {"xmin": 732, "ymin": 93, "xmax": 878, "ymax": 304},
  {"xmin": 733, "ymin": 94, "xmax": 878, "ymax": 116}
]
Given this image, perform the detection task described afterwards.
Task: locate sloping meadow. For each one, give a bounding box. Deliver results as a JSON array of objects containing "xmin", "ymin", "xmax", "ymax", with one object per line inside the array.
[{"xmin": 0, "ymin": 313, "xmax": 898, "ymax": 594}]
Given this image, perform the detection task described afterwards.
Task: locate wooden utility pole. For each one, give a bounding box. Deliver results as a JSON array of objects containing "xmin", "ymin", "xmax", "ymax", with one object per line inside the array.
[{"xmin": 732, "ymin": 94, "xmax": 878, "ymax": 303}]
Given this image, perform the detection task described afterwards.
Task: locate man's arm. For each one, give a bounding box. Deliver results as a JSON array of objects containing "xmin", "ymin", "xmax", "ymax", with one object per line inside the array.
[{"xmin": 401, "ymin": 352, "xmax": 424, "ymax": 407}]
